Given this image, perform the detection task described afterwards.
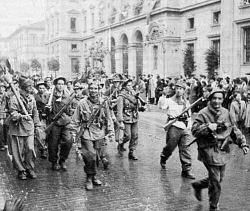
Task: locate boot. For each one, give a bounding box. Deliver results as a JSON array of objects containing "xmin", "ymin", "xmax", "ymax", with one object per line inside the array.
[
  {"xmin": 117, "ymin": 143, "xmax": 126, "ymax": 154},
  {"xmin": 40, "ymin": 149, "xmax": 47, "ymax": 159},
  {"xmin": 85, "ymin": 175, "xmax": 93, "ymax": 190},
  {"xmin": 59, "ymin": 160, "xmax": 67, "ymax": 171},
  {"xmin": 52, "ymin": 163, "xmax": 61, "ymax": 171},
  {"xmin": 102, "ymin": 158, "xmax": 109, "ymax": 170},
  {"xmin": 128, "ymin": 151, "xmax": 138, "ymax": 160},
  {"xmin": 191, "ymin": 183, "xmax": 202, "ymax": 201},
  {"xmin": 92, "ymin": 176, "xmax": 102, "ymax": 186},
  {"xmin": 26, "ymin": 169, "xmax": 37, "ymax": 179},
  {"xmin": 160, "ymin": 156, "xmax": 166, "ymax": 169},
  {"xmin": 18, "ymin": 171, "xmax": 27, "ymax": 180},
  {"xmin": 181, "ymin": 171, "xmax": 195, "ymax": 180}
]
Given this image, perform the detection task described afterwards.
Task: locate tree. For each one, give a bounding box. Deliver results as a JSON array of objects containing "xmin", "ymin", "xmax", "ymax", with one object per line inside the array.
[
  {"xmin": 20, "ymin": 62, "xmax": 29, "ymax": 74},
  {"xmin": 47, "ymin": 58, "xmax": 60, "ymax": 78},
  {"xmin": 30, "ymin": 59, "xmax": 41, "ymax": 76},
  {"xmin": 205, "ymin": 47, "xmax": 219, "ymax": 80},
  {"xmin": 183, "ymin": 46, "xmax": 196, "ymax": 78}
]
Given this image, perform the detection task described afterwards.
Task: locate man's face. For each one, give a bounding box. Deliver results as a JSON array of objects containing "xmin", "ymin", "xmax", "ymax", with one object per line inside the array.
[
  {"xmin": 46, "ymin": 80, "xmax": 52, "ymax": 88},
  {"xmin": 25, "ymin": 86, "xmax": 33, "ymax": 94},
  {"xmin": 0, "ymin": 61, "xmax": 5, "ymax": 67},
  {"xmin": 0, "ymin": 86, "xmax": 5, "ymax": 93},
  {"xmin": 56, "ymin": 79, "xmax": 65, "ymax": 92},
  {"xmin": 175, "ymin": 86, "xmax": 185, "ymax": 97},
  {"xmin": 89, "ymin": 84, "xmax": 98, "ymax": 97},
  {"xmin": 126, "ymin": 82, "xmax": 133, "ymax": 92},
  {"xmin": 113, "ymin": 81, "xmax": 120, "ymax": 88},
  {"xmin": 210, "ymin": 93, "xmax": 224, "ymax": 110},
  {"xmin": 235, "ymin": 93, "xmax": 241, "ymax": 101},
  {"xmin": 67, "ymin": 82, "xmax": 73, "ymax": 90},
  {"xmin": 74, "ymin": 88, "xmax": 82, "ymax": 95},
  {"xmin": 38, "ymin": 85, "xmax": 46, "ymax": 94}
]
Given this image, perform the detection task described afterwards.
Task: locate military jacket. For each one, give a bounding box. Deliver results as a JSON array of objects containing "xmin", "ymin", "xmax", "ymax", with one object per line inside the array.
[
  {"xmin": 72, "ymin": 96, "xmax": 113, "ymax": 141},
  {"xmin": 9, "ymin": 91, "xmax": 40, "ymax": 136},
  {"xmin": 116, "ymin": 89, "xmax": 139, "ymax": 124},
  {"xmin": 192, "ymin": 102, "xmax": 247, "ymax": 166},
  {"xmin": 35, "ymin": 92, "xmax": 49, "ymax": 120},
  {"xmin": 0, "ymin": 92, "xmax": 9, "ymax": 119}
]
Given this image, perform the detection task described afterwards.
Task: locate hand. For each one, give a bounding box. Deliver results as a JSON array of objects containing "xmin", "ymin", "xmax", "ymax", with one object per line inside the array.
[
  {"xmin": 119, "ymin": 122, "xmax": 125, "ymax": 130},
  {"xmin": 3, "ymin": 196, "xmax": 25, "ymax": 211},
  {"xmin": 106, "ymin": 132, "xmax": 115, "ymax": 142},
  {"xmin": 242, "ymin": 146, "xmax": 249, "ymax": 155},
  {"xmin": 21, "ymin": 114, "xmax": 32, "ymax": 121},
  {"xmin": 208, "ymin": 123, "xmax": 217, "ymax": 132}
]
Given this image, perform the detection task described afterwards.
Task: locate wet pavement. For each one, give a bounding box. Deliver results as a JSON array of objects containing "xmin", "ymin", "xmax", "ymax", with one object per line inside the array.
[{"xmin": 0, "ymin": 107, "xmax": 250, "ymax": 211}]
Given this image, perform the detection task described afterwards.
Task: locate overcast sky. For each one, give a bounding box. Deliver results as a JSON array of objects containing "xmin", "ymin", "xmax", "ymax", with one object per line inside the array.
[{"xmin": 0, "ymin": 0, "xmax": 45, "ymax": 37}]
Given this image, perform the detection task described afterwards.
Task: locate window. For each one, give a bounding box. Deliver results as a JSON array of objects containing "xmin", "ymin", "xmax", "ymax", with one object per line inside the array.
[
  {"xmin": 70, "ymin": 17, "xmax": 76, "ymax": 31},
  {"xmin": 153, "ymin": 45, "xmax": 158, "ymax": 70},
  {"xmin": 213, "ymin": 11, "xmax": 221, "ymax": 25},
  {"xmin": 243, "ymin": 0, "xmax": 250, "ymax": 5},
  {"xmin": 71, "ymin": 44, "xmax": 77, "ymax": 51},
  {"xmin": 71, "ymin": 58, "xmax": 80, "ymax": 73},
  {"xmin": 188, "ymin": 18, "xmax": 195, "ymax": 29},
  {"xmin": 84, "ymin": 16, "xmax": 87, "ymax": 32},
  {"xmin": 212, "ymin": 39, "xmax": 220, "ymax": 56},
  {"xmin": 187, "ymin": 43, "xmax": 194, "ymax": 54},
  {"xmin": 244, "ymin": 27, "xmax": 250, "ymax": 63}
]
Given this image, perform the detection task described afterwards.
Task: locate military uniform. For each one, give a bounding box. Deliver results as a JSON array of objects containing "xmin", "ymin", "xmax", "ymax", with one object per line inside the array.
[
  {"xmin": 191, "ymin": 89, "xmax": 249, "ymax": 211},
  {"xmin": 116, "ymin": 88, "xmax": 139, "ymax": 160},
  {"xmin": 48, "ymin": 89, "xmax": 74, "ymax": 170},
  {"xmin": 9, "ymin": 79, "xmax": 40, "ymax": 180},
  {"xmin": 71, "ymin": 94, "xmax": 114, "ymax": 190},
  {"xmin": 0, "ymin": 86, "xmax": 8, "ymax": 150},
  {"xmin": 160, "ymin": 82, "xmax": 195, "ymax": 179}
]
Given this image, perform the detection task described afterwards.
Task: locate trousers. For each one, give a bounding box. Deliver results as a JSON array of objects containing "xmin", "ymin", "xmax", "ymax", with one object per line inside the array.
[
  {"xmin": 122, "ymin": 122, "xmax": 138, "ymax": 152},
  {"xmin": 10, "ymin": 135, "xmax": 36, "ymax": 171},
  {"xmin": 81, "ymin": 139, "xmax": 108, "ymax": 175},
  {"xmin": 192, "ymin": 163, "xmax": 225, "ymax": 209},
  {"xmin": 161, "ymin": 125, "xmax": 192, "ymax": 172},
  {"xmin": 48, "ymin": 125, "xmax": 73, "ymax": 164}
]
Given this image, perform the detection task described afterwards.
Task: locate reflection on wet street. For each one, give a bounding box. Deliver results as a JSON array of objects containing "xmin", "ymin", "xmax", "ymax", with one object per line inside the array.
[{"xmin": 0, "ymin": 110, "xmax": 250, "ymax": 210}]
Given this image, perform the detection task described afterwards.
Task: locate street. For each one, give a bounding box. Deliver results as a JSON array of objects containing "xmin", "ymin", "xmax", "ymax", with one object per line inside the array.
[{"xmin": 0, "ymin": 108, "xmax": 250, "ymax": 211}]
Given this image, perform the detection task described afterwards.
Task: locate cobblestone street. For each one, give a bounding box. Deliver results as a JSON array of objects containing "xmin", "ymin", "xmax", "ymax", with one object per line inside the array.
[{"xmin": 0, "ymin": 109, "xmax": 250, "ymax": 211}]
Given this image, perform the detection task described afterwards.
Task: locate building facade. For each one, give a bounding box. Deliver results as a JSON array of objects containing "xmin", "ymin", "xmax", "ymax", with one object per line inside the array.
[
  {"xmin": 45, "ymin": 0, "xmax": 250, "ymax": 79},
  {"xmin": 0, "ymin": 21, "xmax": 46, "ymax": 76}
]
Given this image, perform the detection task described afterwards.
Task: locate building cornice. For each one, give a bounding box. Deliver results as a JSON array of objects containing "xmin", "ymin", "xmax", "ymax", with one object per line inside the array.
[
  {"xmin": 183, "ymin": 37, "xmax": 198, "ymax": 42},
  {"xmin": 92, "ymin": 0, "xmax": 220, "ymax": 34},
  {"xmin": 45, "ymin": 36, "xmax": 84, "ymax": 45},
  {"xmin": 180, "ymin": 0, "xmax": 221, "ymax": 12},
  {"xmin": 234, "ymin": 18, "xmax": 250, "ymax": 24}
]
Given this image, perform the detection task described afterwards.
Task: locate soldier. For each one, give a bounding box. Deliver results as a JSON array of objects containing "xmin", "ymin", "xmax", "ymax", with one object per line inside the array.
[
  {"xmin": 48, "ymin": 77, "xmax": 73, "ymax": 171},
  {"xmin": 116, "ymin": 79, "xmax": 139, "ymax": 160},
  {"xmin": 160, "ymin": 81, "xmax": 195, "ymax": 179},
  {"xmin": 0, "ymin": 82, "xmax": 8, "ymax": 151},
  {"xmin": 44, "ymin": 77, "xmax": 53, "ymax": 94},
  {"xmin": 34, "ymin": 80, "xmax": 50, "ymax": 158},
  {"xmin": 191, "ymin": 88, "xmax": 249, "ymax": 211},
  {"xmin": 71, "ymin": 82, "xmax": 114, "ymax": 190},
  {"xmin": 8, "ymin": 78, "xmax": 40, "ymax": 180}
]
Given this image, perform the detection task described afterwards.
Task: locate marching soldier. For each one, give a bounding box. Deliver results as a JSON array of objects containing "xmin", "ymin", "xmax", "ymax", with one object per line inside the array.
[
  {"xmin": 8, "ymin": 78, "xmax": 40, "ymax": 180},
  {"xmin": 71, "ymin": 82, "xmax": 114, "ymax": 190},
  {"xmin": 0, "ymin": 82, "xmax": 8, "ymax": 151},
  {"xmin": 116, "ymin": 79, "xmax": 139, "ymax": 160},
  {"xmin": 160, "ymin": 81, "xmax": 195, "ymax": 179},
  {"xmin": 191, "ymin": 88, "xmax": 249, "ymax": 211},
  {"xmin": 48, "ymin": 77, "xmax": 74, "ymax": 171},
  {"xmin": 34, "ymin": 80, "xmax": 50, "ymax": 158}
]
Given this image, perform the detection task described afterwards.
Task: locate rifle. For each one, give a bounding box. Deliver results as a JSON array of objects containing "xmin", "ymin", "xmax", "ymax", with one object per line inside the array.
[
  {"xmin": 163, "ymin": 97, "xmax": 203, "ymax": 131},
  {"xmin": 45, "ymin": 92, "xmax": 76, "ymax": 134}
]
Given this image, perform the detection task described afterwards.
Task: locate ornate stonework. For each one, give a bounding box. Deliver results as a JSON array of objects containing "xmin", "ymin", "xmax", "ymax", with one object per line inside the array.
[{"xmin": 134, "ymin": 0, "xmax": 144, "ymax": 15}]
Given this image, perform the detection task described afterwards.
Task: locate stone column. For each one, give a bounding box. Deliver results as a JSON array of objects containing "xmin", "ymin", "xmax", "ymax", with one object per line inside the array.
[
  {"xmin": 115, "ymin": 45, "xmax": 123, "ymax": 74},
  {"xmin": 128, "ymin": 43, "xmax": 137, "ymax": 77}
]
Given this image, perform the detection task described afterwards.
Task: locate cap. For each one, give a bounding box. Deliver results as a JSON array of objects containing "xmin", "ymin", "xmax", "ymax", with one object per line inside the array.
[
  {"xmin": 73, "ymin": 82, "xmax": 83, "ymax": 90},
  {"xmin": 208, "ymin": 88, "xmax": 225, "ymax": 100},
  {"xmin": 19, "ymin": 78, "xmax": 34, "ymax": 90},
  {"xmin": 175, "ymin": 81, "xmax": 186, "ymax": 89},
  {"xmin": 36, "ymin": 80, "xmax": 46, "ymax": 88},
  {"xmin": 53, "ymin": 76, "xmax": 66, "ymax": 85},
  {"xmin": 112, "ymin": 73, "xmax": 124, "ymax": 82}
]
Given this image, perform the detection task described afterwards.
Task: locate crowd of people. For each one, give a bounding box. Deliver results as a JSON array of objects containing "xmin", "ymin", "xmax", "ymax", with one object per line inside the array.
[{"xmin": 0, "ymin": 56, "xmax": 250, "ymax": 211}]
